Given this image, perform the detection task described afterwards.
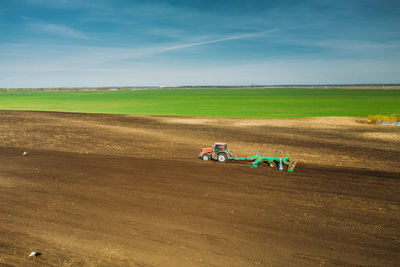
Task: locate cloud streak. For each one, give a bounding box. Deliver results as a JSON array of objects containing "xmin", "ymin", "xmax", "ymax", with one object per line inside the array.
[
  {"xmin": 120, "ymin": 28, "xmax": 279, "ymax": 60},
  {"xmin": 157, "ymin": 29, "xmax": 278, "ymax": 52},
  {"xmin": 24, "ymin": 0, "xmax": 86, "ymax": 9},
  {"xmin": 27, "ymin": 21, "xmax": 89, "ymax": 39}
]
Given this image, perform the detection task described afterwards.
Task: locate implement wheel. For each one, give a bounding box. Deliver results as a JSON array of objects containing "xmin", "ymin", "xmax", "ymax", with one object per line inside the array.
[{"xmin": 287, "ymin": 160, "xmax": 296, "ymax": 171}]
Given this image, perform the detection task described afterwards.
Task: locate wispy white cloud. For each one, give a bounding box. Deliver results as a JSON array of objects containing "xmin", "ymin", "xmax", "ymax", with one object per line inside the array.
[
  {"xmin": 0, "ymin": 29, "xmax": 278, "ymax": 70},
  {"xmin": 27, "ymin": 22, "xmax": 90, "ymax": 39},
  {"xmin": 23, "ymin": 0, "xmax": 85, "ymax": 9},
  {"xmin": 120, "ymin": 29, "xmax": 279, "ymax": 60},
  {"xmin": 156, "ymin": 29, "xmax": 278, "ymax": 52}
]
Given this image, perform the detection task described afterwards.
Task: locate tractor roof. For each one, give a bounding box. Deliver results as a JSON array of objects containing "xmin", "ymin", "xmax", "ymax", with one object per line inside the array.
[{"xmin": 214, "ymin": 142, "xmax": 227, "ymax": 146}]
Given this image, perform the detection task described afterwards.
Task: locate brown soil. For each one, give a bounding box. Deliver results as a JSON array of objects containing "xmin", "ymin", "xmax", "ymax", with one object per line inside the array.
[{"xmin": 0, "ymin": 111, "xmax": 399, "ymax": 266}]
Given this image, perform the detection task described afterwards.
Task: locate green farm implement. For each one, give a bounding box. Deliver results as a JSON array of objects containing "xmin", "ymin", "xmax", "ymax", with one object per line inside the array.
[
  {"xmin": 230, "ymin": 154, "xmax": 296, "ymax": 172},
  {"xmin": 199, "ymin": 143, "xmax": 296, "ymax": 172}
]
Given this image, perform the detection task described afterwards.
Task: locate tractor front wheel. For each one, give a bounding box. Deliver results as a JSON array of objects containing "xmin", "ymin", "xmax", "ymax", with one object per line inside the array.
[
  {"xmin": 202, "ymin": 153, "xmax": 211, "ymax": 161},
  {"xmin": 217, "ymin": 153, "xmax": 228, "ymax": 162}
]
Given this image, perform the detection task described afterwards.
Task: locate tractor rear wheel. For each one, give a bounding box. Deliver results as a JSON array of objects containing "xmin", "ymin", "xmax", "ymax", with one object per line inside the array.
[
  {"xmin": 202, "ymin": 153, "xmax": 211, "ymax": 161},
  {"xmin": 217, "ymin": 153, "xmax": 228, "ymax": 162}
]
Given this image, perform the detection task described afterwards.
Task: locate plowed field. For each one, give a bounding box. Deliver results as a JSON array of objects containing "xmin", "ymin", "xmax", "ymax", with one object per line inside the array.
[{"xmin": 0, "ymin": 111, "xmax": 399, "ymax": 266}]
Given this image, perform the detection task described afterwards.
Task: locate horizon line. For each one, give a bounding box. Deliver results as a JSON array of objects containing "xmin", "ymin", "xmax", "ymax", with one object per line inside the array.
[{"xmin": 2, "ymin": 83, "xmax": 400, "ymax": 90}]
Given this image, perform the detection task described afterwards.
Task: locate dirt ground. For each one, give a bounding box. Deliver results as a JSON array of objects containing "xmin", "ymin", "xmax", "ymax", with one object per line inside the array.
[{"xmin": 0, "ymin": 110, "xmax": 399, "ymax": 266}]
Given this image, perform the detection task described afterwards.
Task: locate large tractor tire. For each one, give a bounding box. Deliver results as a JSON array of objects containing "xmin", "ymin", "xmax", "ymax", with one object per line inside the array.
[
  {"xmin": 217, "ymin": 153, "xmax": 228, "ymax": 162},
  {"xmin": 202, "ymin": 153, "xmax": 211, "ymax": 161}
]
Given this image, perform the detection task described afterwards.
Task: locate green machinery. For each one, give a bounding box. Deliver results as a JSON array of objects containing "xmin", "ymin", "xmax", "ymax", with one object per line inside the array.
[{"xmin": 230, "ymin": 154, "xmax": 296, "ymax": 172}]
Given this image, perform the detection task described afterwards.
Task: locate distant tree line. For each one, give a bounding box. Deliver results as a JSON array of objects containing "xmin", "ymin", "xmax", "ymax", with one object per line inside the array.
[{"xmin": 1, "ymin": 84, "xmax": 400, "ymax": 93}]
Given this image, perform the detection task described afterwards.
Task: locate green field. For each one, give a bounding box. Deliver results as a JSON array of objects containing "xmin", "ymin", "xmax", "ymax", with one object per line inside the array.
[{"xmin": 0, "ymin": 88, "xmax": 399, "ymax": 118}]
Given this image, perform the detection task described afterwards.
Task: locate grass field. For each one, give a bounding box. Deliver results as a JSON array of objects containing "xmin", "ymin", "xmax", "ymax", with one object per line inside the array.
[{"xmin": 0, "ymin": 88, "xmax": 399, "ymax": 118}]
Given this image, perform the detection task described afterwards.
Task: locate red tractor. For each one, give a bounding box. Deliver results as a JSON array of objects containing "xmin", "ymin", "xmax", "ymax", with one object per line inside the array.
[{"xmin": 199, "ymin": 142, "xmax": 233, "ymax": 162}]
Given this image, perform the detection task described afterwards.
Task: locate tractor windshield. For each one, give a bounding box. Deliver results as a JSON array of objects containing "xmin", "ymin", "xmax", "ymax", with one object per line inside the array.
[{"xmin": 214, "ymin": 144, "xmax": 226, "ymax": 152}]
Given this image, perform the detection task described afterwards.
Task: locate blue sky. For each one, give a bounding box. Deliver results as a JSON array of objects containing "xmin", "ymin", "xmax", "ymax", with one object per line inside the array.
[{"xmin": 1, "ymin": 0, "xmax": 400, "ymax": 88}]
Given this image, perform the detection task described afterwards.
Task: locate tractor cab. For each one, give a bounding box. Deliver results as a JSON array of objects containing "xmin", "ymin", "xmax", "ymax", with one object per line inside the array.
[{"xmin": 213, "ymin": 143, "xmax": 227, "ymax": 153}]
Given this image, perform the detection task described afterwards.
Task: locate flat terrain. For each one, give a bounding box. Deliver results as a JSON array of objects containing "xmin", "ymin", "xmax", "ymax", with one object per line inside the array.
[
  {"xmin": 0, "ymin": 111, "xmax": 399, "ymax": 266},
  {"xmin": 1, "ymin": 88, "xmax": 399, "ymax": 118}
]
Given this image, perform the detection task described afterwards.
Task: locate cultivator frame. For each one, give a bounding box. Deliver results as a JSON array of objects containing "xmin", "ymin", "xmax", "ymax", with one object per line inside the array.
[{"xmin": 230, "ymin": 154, "xmax": 296, "ymax": 172}]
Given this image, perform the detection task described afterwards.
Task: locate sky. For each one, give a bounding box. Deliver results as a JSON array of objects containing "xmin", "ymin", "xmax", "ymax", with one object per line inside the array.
[{"xmin": 1, "ymin": 0, "xmax": 400, "ymax": 88}]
